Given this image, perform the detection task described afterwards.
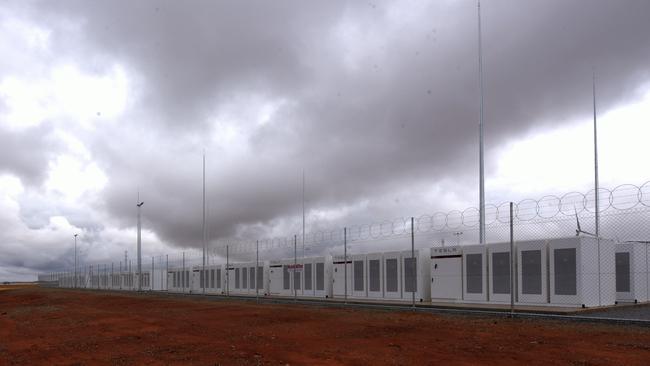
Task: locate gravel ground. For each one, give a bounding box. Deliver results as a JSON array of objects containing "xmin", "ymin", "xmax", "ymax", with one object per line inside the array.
[{"xmin": 581, "ymin": 303, "xmax": 650, "ymax": 321}]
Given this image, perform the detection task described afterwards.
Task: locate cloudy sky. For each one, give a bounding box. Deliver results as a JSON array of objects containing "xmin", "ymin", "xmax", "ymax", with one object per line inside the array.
[{"xmin": 1, "ymin": 0, "xmax": 650, "ymax": 281}]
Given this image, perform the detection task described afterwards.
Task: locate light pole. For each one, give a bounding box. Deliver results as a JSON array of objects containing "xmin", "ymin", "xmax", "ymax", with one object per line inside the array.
[
  {"xmin": 137, "ymin": 199, "xmax": 144, "ymax": 291},
  {"xmin": 74, "ymin": 234, "xmax": 78, "ymax": 288}
]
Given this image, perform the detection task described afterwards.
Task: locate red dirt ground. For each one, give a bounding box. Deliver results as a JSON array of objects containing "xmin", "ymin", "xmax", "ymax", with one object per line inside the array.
[{"xmin": 1, "ymin": 286, "xmax": 649, "ymax": 365}]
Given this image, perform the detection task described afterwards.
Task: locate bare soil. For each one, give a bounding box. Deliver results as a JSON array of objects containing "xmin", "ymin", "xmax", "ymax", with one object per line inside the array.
[{"xmin": 0, "ymin": 286, "xmax": 649, "ymax": 365}]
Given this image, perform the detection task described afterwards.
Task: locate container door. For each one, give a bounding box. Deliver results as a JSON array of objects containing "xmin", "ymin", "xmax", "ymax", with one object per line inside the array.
[
  {"xmin": 226, "ymin": 268, "xmax": 235, "ymax": 294},
  {"xmin": 518, "ymin": 248, "xmax": 546, "ymax": 304},
  {"xmin": 402, "ymin": 255, "xmax": 418, "ymax": 301},
  {"xmin": 550, "ymin": 246, "xmax": 580, "ymax": 305},
  {"xmin": 249, "ymin": 266, "xmax": 256, "ymax": 293},
  {"xmin": 332, "ymin": 261, "xmax": 351, "ymax": 298},
  {"xmin": 241, "ymin": 266, "xmax": 248, "ymax": 294},
  {"xmin": 257, "ymin": 266, "xmax": 265, "ymax": 294},
  {"xmin": 384, "ymin": 254, "xmax": 401, "ymax": 299},
  {"xmin": 268, "ymin": 265, "xmax": 283, "ymax": 295},
  {"xmin": 616, "ymin": 251, "xmax": 633, "ymax": 301},
  {"xmin": 193, "ymin": 270, "xmax": 201, "ymax": 293},
  {"xmin": 293, "ymin": 264, "xmax": 302, "ymax": 296},
  {"xmin": 463, "ymin": 250, "xmax": 487, "ymax": 302},
  {"xmin": 490, "ymin": 251, "xmax": 512, "ymax": 303},
  {"xmin": 314, "ymin": 262, "xmax": 326, "ymax": 297},
  {"xmin": 367, "ymin": 254, "xmax": 383, "ymax": 298},
  {"xmin": 431, "ymin": 256, "xmax": 462, "ymax": 301},
  {"xmin": 303, "ymin": 262, "xmax": 314, "ymax": 296},
  {"xmin": 352, "ymin": 258, "xmax": 366, "ymax": 298}
]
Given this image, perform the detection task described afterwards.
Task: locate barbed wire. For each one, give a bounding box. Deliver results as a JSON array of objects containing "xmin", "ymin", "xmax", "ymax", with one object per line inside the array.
[
  {"xmin": 205, "ymin": 181, "xmax": 650, "ymax": 252},
  {"xmin": 42, "ymin": 181, "xmax": 650, "ymax": 272}
]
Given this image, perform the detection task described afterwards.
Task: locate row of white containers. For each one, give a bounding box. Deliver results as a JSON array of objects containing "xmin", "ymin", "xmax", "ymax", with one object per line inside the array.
[
  {"xmin": 58, "ymin": 270, "xmax": 167, "ymax": 291},
  {"xmin": 430, "ymin": 236, "xmax": 648, "ymax": 307},
  {"xmin": 166, "ymin": 236, "xmax": 646, "ymax": 307},
  {"xmin": 166, "ymin": 251, "xmax": 432, "ymax": 302},
  {"xmin": 57, "ymin": 236, "xmax": 648, "ymax": 308}
]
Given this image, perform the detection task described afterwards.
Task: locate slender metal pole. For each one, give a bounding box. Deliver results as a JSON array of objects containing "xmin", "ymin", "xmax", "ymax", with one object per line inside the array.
[
  {"xmin": 510, "ymin": 202, "xmax": 515, "ymax": 316},
  {"xmin": 294, "ymin": 234, "xmax": 298, "ymax": 302},
  {"xmin": 202, "ymin": 151, "xmax": 206, "ymax": 295},
  {"xmin": 137, "ymin": 195, "xmax": 143, "ymax": 292},
  {"xmin": 182, "ymin": 251, "xmax": 185, "ymax": 294},
  {"xmin": 111, "ymin": 262, "xmax": 114, "ymax": 289},
  {"xmin": 226, "ymin": 245, "xmax": 230, "ymax": 296},
  {"xmin": 302, "ymin": 170, "xmax": 306, "ymax": 261},
  {"xmin": 593, "ymin": 72, "xmax": 602, "ymax": 306},
  {"xmin": 73, "ymin": 234, "xmax": 78, "ymax": 289},
  {"xmin": 256, "ymin": 240, "xmax": 259, "ymax": 302},
  {"xmin": 411, "ymin": 217, "xmax": 415, "ymax": 309},
  {"xmin": 478, "ymin": 0, "xmax": 486, "ymax": 245},
  {"xmin": 344, "ymin": 227, "xmax": 348, "ymax": 304},
  {"xmin": 152, "ymin": 256, "xmax": 154, "ymax": 290},
  {"xmin": 166, "ymin": 254, "xmax": 169, "ymax": 291},
  {"xmin": 645, "ymin": 242, "xmax": 650, "ymax": 299},
  {"xmin": 593, "ymin": 72, "xmax": 600, "ymax": 238}
]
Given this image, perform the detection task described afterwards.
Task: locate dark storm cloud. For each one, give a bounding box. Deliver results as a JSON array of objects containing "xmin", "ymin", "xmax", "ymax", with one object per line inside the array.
[{"xmin": 11, "ymin": 0, "xmax": 650, "ymax": 251}]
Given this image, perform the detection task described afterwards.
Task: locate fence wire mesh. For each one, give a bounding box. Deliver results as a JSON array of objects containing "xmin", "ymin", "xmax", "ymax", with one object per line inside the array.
[{"xmin": 42, "ymin": 182, "xmax": 650, "ymax": 321}]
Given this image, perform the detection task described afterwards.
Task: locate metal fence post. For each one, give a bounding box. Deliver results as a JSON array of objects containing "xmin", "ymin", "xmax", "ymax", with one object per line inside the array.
[
  {"xmin": 294, "ymin": 234, "xmax": 298, "ymax": 302},
  {"xmin": 344, "ymin": 227, "xmax": 348, "ymax": 305},
  {"xmin": 510, "ymin": 202, "xmax": 515, "ymax": 317},
  {"xmin": 256, "ymin": 240, "xmax": 259, "ymax": 303},
  {"xmin": 226, "ymin": 245, "xmax": 230, "ymax": 296},
  {"xmin": 166, "ymin": 254, "xmax": 169, "ymax": 291},
  {"xmin": 152, "ymin": 256, "xmax": 155, "ymax": 291},
  {"xmin": 182, "ymin": 252, "xmax": 185, "ymax": 294},
  {"xmin": 411, "ymin": 217, "xmax": 415, "ymax": 310}
]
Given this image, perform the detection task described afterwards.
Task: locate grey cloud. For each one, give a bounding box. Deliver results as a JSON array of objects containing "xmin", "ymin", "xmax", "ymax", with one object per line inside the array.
[
  {"xmin": 2, "ymin": 0, "xmax": 650, "ymax": 264},
  {"xmin": 0, "ymin": 125, "xmax": 56, "ymax": 185}
]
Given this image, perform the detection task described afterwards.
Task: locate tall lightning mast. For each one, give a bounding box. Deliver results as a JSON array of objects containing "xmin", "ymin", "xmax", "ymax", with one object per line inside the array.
[
  {"xmin": 202, "ymin": 150, "xmax": 206, "ymax": 295},
  {"xmin": 478, "ymin": 0, "xmax": 486, "ymax": 244},
  {"xmin": 593, "ymin": 73, "xmax": 600, "ymax": 238}
]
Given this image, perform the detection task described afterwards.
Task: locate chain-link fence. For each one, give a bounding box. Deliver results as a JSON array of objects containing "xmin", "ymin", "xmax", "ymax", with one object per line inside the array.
[{"xmin": 42, "ymin": 182, "xmax": 650, "ymax": 322}]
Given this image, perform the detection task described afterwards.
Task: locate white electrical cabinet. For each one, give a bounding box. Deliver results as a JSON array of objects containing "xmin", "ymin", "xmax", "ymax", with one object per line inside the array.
[
  {"xmin": 516, "ymin": 240, "xmax": 549, "ymax": 304},
  {"xmin": 430, "ymin": 246, "xmax": 463, "ymax": 302},
  {"xmin": 136, "ymin": 271, "xmax": 152, "ymax": 291},
  {"xmin": 463, "ymin": 245, "xmax": 488, "ymax": 302},
  {"xmin": 301, "ymin": 256, "xmax": 333, "ymax": 298},
  {"xmin": 226, "ymin": 262, "xmax": 263, "ymax": 296},
  {"xmin": 332, "ymin": 254, "xmax": 365, "ymax": 298},
  {"xmin": 167, "ymin": 268, "xmax": 191, "ymax": 293},
  {"xmin": 549, "ymin": 236, "xmax": 615, "ymax": 307},
  {"xmin": 251, "ymin": 262, "xmax": 269, "ymax": 296},
  {"xmin": 615, "ymin": 242, "xmax": 649, "ymax": 303},
  {"xmin": 110, "ymin": 273, "xmax": 120, "ymax": 290},
  {"xmin": 269, "ymin": 259, "xmax": 299, "ymax": 296},
  {"xmin": 151, "ymin": 269, "xmax": 168, "ymax": 291},
  {"xmin": 488, "ymin": 243, "xmax": 513, "ymax": 303},
  {"xmin": 190, "ymin": 266, "xmax": 223, "ymax": 294},
  {"xmin": 366, "ymin": 253, "xmax": 383, "ymax": 298},
  {"xmin": 400, "ymin": 250, "xmax": 431, "ymax": 302}
]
